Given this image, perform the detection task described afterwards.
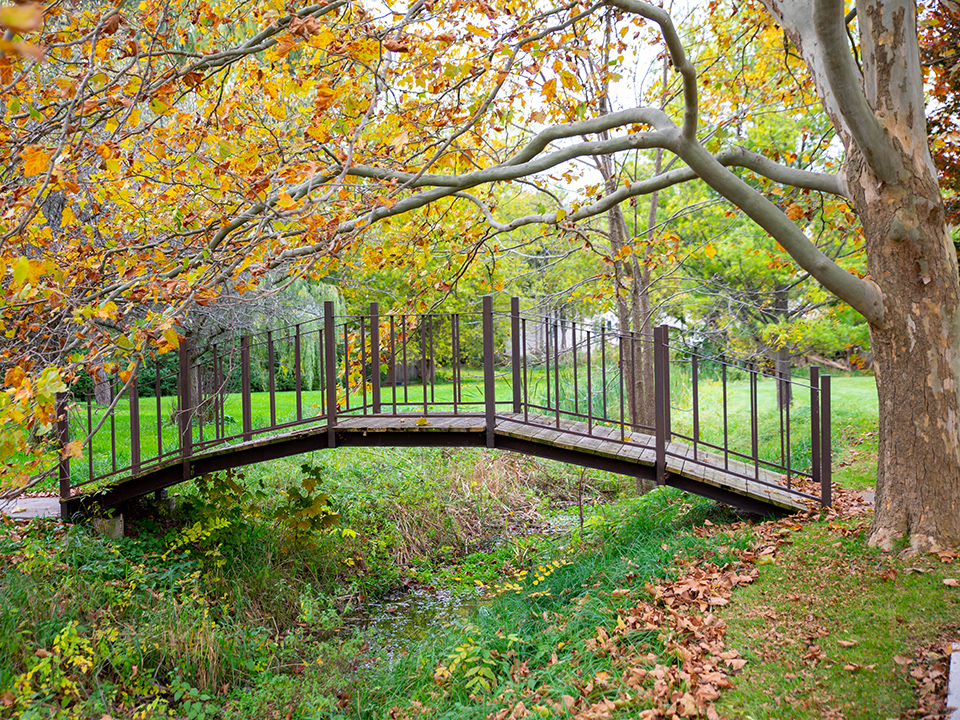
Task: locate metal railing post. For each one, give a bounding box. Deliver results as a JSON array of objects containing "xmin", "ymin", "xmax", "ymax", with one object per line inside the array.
[
  {"xmin": 179, "ymin": 338, "xmax": 193, "ymax": 481},
  {"xmin": 179, "ymin": 338, "xmax": 193, "ymax": 456},
  {"xmin": 241, "ymin": 336, "xmax": 252, "ymax": 442},
  {"xmin": 483, "ymin": 295, "xmax": 496, "ymax": 448},
  {"xmin": 295, "ymin": 324, "xmax": 303, "ymax": 421},
  {"xmin": 654, "ymin": 325, "xmax": 667, "ymax": 485},
  {"xmin": 511, "ymin": 297, "xmax": 521, "ymax": 414},
  {"xmin": 821, "ymin": 374, "xmax": 832, "ymax": 507},
  {"xmin": 371, "ymin": 302, "xmax": 381, "ymax": 414},
  {"xmin": 324, "ymin": 301, "xmax": 337, "ymax": 448},
  {"xmin": 129, "ymin": 375, "xmax": 140, "ymax": 475},
  {"xmin": 809, "ymin": 367, "xmax": 821, "ymax": 489},
  {"xmin": 56, "ymin": 392, "xmax": 70, "ymax": 500},
  {"xmin": 662, "ymin": 326, "xmax": 671, "ymax": 442}
]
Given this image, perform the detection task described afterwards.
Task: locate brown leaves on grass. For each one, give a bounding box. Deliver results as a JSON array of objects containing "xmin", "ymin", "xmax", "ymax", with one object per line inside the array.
[
  {"xmin": 899, "ymin": 641, "xmax": 953, "ymax": 719},
  {"xmin": 487, "ymin": 561, "xmax": 759, "ymax": 720}
]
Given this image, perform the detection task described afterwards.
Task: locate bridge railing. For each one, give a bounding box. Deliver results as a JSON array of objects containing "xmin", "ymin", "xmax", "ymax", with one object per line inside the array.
[{"xmin": 54, "ymin": 296, "xmax": 831, "ymax": 507}]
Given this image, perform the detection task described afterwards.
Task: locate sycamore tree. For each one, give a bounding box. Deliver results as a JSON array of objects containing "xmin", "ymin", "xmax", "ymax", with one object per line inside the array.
[{"xmin": 1, "ymin": 0, "xmax": 957, "ymax": 549}]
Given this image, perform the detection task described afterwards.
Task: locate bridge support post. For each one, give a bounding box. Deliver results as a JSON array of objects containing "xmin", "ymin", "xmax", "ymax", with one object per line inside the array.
[
  {"xmin": 179, "ymin": 338, "xmax": 194, "ymax": 479},
  {"xmin": 510, "ymin": 297, "xmax": 521, "ymax": 414},
  {"xmin": 56, "ymin": 392, "xmax": 70, "ymax": 501},
  {"xmin": 483, "ymin": 295, "xmax": 495, "ymax": 448},
  {"xmin": 324, "ymin": 301, "xmax": 337, "ymax": 448},
  {"xmin": 820, "ymin": 374, "xmax": 832, "ymax": 507},
  {"xmin": 371, "ymin": 303, "xmax": 381, "ymax": 414},
  {"xmin": 241, "ymin": 336, "xmax": 252, "ymax": 442},
  {"xmin": 129, "ymin": 375, "xmax": 140, "ymax": 476},
  {"xmin": 654, "ymin": 325, "xmax": 667, "ymax": 485}
]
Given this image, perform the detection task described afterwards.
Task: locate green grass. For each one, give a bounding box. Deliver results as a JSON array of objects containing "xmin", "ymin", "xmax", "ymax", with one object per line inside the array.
[{"xmin": 715, "ymin": 514, "xmax": 959, "ymax": 719}]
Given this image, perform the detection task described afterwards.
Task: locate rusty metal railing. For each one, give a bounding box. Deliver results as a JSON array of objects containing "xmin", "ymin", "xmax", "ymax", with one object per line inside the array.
[{"xmin": 54, "ymin": 296, "xmax": 832, "ymax": 507}]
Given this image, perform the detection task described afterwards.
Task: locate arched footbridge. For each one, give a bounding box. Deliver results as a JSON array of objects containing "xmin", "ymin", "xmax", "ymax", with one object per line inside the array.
[{"xmin": 54, "ymin": 298, "xmax": 832, "ymax": 518}]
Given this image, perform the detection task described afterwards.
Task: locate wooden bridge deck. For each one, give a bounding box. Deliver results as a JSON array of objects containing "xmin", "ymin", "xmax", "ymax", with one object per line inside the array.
[{"xmin": 63, "ymin": 412, "xmax": 809, "ymax": 517}]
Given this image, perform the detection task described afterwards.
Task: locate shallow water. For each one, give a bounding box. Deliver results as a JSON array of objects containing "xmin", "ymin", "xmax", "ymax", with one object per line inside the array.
[{"xmin": 346, "ymin": 585, "xmax": 487, "ymax": 659}]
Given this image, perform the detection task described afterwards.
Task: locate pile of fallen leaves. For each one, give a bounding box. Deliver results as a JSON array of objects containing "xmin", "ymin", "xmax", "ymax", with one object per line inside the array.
[{"xmin": 486, "ymin": 560, "xmax": 761, "ymax": 720}]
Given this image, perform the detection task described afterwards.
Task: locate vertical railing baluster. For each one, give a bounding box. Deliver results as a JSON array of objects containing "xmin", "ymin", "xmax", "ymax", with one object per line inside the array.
[
  {"xmin": 750, "ymin": 365, "xmax": 759, "ymax": 479},
  {"xmin": 87, "ymin": 394, "xmax": 94, "ymax": 481},
  {"xmin": 553, "ymin": 321, "xmax": 560, "ymax": 428},
  {"xmin": 196, "ymin": 363, "xmax": 203, "ymax": 447},
  {"xmin": 786, "ymin": 376, "xmax": 792, "ymax": 489},
  {"xmin": 692, "ymin": 355, "xmax": 699, "ymax": 461},
  {"xmin": 820, "ymin": 374, "xmax": 832, "ymax": 506},
  {"xmin": 452, "ymin": 314, "xmax": 459, "ymax": 414},
  {"xmin": 402, "ymin": 314, "xmax": 409, "ymax": 408},
  {"xmin": 390, "ymin": 315, "xmax": 397, "ymax": 415},
  {"xmin": 155, "ymin": 361, "xmax": 162, "ymax": 459},
  {"xmin": 343, "ymin": 323, "xmax": 350, "ymax": 412},
  {"xmin": 601, "ymin": 326, "xmax": 608, "ymax": 423},
  {"xmin": 56, "ymin": 393, "xmax": 70, "ymax": 500},
  {"xmin": 371, "ymin": 303, "xmax": 381, "ymax": 414},
  {"xmin": 522, "ymin": 318, "xmax": 529, "ymax": 424},
  {"xmin": 618, "ymin": 334, "xmax": 626, "ymax": 441},
  {"xmin": 360, "ymin": 321, "xmax": 368, "ymax": 413},
  {"xmin": 545, "ymin": 316, "xmax": 551, "ymax": 415},
  {"xmin": 628, "ymin": 330, "xmax": 636, "ymax": 430},
  {"xmin": 511, "ymin": 297, "xmax": 521, "ymax": 414},
  {"xmin": 129, "ymin": 374, "xmax": 140, "ymax": 475},
  {"xmin": 421, "ymin": 316, "xmax": 428, "ymax": 417},
  {"xmin": 483, "ymin": 296, "xmax": 495, "ymax": 447},
  {"xmin": 586, "ymin": 330, "xmax": 592, "ymax": 435},
  {"xmin": 295, "ymin": 325, "xmax": 303, "ymax": 422},
  {"xmin": 241, "ymin": 336, "xmax": 252, "ymax": 442},
  {"xmin": 179, "ymin": 339, "xmax": 193, "ymax": 481},
  {"xmin": 110, "ymin": 376, "xmax": 117, "ymax": 474},
  {"xmin": 212, "ymin": 345, "xmax": 221, "ymax": 440},
  {"xmin": 810, "ymin": 367, "xmax": 821, "ymax": 489},
  {"xmin": 268, "ymin": 331, "xmax": 276, "ymax": 427},
  {"xmin": 572, "ymin": 321, "xmax": 579, "ymax": 418},
  {"xmin": 179, "ymin": 339, "xmax": 193, "ymax": 461},
  {"xmin": 663, "ymin": 327, "xmax": 671, "ymax": 440},
  {"xmin": 324, "ymin": 301, "xmax": 337, "ymax": 448},
  {"xmin": 722, "ymin": 361, "xmax": 729, "ymax": 471},
  {"xmin": 428, "ymin": 314, "xmax": 436, "ymax": 406},
  {"xmin": 654, "ymin": 325, "xmax": 666, "ymax": 485}
]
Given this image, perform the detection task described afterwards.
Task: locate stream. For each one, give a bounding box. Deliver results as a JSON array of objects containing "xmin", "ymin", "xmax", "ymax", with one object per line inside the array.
[{"xmin": 343, "ymin": 512, "xmax": 583, "ymax": 660}]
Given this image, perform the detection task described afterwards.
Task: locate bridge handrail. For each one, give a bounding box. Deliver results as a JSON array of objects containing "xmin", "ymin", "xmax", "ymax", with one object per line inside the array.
[{"xmin": 54, "ymin": 296, "xmax": 832, "ymax": 509}]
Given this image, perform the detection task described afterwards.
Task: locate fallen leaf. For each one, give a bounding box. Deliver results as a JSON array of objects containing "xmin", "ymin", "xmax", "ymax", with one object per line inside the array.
[
  {"xmin": 893, "ymin": 655, "xmax": 912, "ymax": 666},
  {"xmin": 837, "ymin": 640, "xmax": 858, "ymax": 648},
  {"xmin": 943, "ymin": 578, "xmax": 958, "ymax": 587},
  {"xmin": 844, "ymin": 663, "xmax": 861, "ymax": 672}
]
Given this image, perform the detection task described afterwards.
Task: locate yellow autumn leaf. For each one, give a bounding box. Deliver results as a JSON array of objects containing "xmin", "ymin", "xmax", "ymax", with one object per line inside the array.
[
  {"xmin": 277, "ymin": 191, "xmax": 296, "ymax": 210},
  {"xmin": 703, "ymin": 243, "xmax": 717, "ymax": 258},
  {"xmin": 785, "ymin": 203, "xmax": 805, "ymax": 221},
  {"xmin": 0, "ymin": 4, "xmax": 43, "ymax": 33},
  {"xmin": 542, "ymin": 78, "xmax": 557, "ymax": 101},
  {"xmin": 61, "ymin": 205, "xmax": 76, "ymax": 226},
  {"xmin": 21, "ymin": 145, "xmax": 50, "ymax": 176}
]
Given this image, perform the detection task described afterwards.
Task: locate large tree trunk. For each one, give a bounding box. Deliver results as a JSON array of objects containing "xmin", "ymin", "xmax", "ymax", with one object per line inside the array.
[{"xmin": 855, "ymin": 168, "xmax": 960, "ymax": 551}]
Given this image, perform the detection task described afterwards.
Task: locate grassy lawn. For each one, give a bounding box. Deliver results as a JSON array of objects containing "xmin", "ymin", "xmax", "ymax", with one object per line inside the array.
[{"xmin": 715, "ymin": 513, "xmax": 958, "ymax": 719}]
